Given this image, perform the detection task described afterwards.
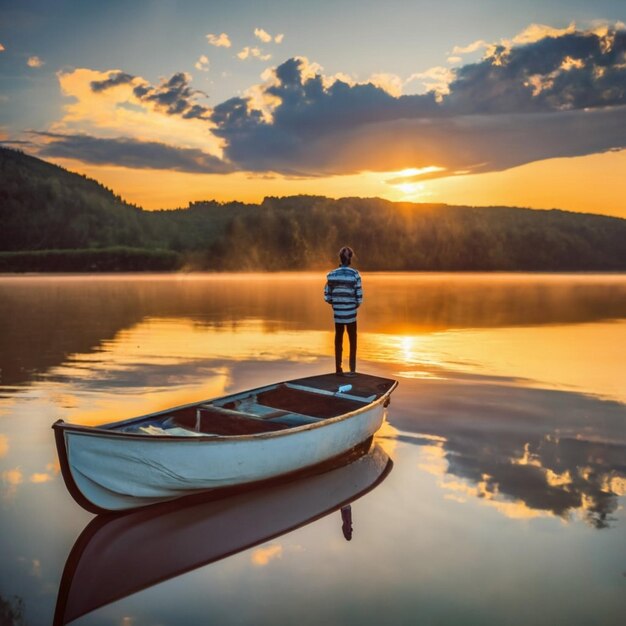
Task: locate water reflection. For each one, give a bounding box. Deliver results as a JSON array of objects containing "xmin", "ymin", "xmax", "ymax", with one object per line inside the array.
[
  {"xmin": 1, "ymin": 273, "xmax": 625, "ymax": 390},
  {"xmin": 54, "ymin": 444, "xmax": 391, "ymax": 625},
  {"xmin": 392, "ymin": 378, "xmax": 626, "ymax": 528},
  {"xmin": 0, "ymin": 594, "xmax": 26, "ymax": 625},
  {"xmin": 369, "ymin": 321, "xmax": 626, "ymax": 402},
  {"xmin": 341, "ymin": 505, "xmax": 353, "ymax": 541}
]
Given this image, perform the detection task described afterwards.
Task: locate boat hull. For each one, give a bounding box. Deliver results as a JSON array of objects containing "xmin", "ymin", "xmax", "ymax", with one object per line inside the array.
[{"xmin": 54, "ymin": 382, "xmax": 394, "ymax": 513}]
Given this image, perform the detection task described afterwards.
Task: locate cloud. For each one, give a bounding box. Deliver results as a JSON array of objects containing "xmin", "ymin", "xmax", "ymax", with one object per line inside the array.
[
  {"xmin": 27, "ymin": 55, "xmax": 44, "ymax": 68},
  {"xmin": 195, "ymin": 54, "xmax": 210, "ymax": 72},
  {"xmin": 34, "ymin": 132, "xmax": 233, "ymax": 173},
  {"xmin": 91, "ymin": 70, "xmax": 211, "ymax": 120},
  {"xmin": 90, "ymin": 71, "xmax": 135, "ymax": 92},
  {"xmin": 0, "ymin": 43, "xmax": 5, "ymax": 52},
  {"xmin": 0, "ymin": 434, "xmax": 7, "ymax": 457},
  {"xmin": 237, "ymin": 46, "xmax": 271, "ymax": 61},
  {"xmin": 406, "ymin": 66, "xmax": 455, "ymax": 98},
  {"xmin": 254, "ymin": 28, "xmax": 284, "ymax": 44},
  {"xmin": 206, "ymin": 32, "xmax": 231, "ymax": 48},
  {"xmin": 210, "ymin": 56, "xmax": 441, "ymax": 175},
  {"xmin": 367, "ymin": 73, "xmax": 404, "ymax": 97},
  {"xmin": 451, "ymin": 39, "xmax": 490, "ymax": 55},
  {"xmin": 254, "ymin": 28, "xmax": 272, "ymax": 43},
  {"xmin": 451, "ymin": 24, "xmax": 576, "ymax": 60},
  {"xmin": 209, "ymin": 25, "xmax": 626, "ymax": 178},
  {"xmin": 512, "ymin": 22, "xmax": 577, "ymax": 45},
  {"xmin": 133, "ymin": 72, "xmax": 211, "ymax": 119},
  {"xmin": 445, "ymin": 27, "xmax": 626, "ymax": 114},
  {"xmin": 53, "ymin": 68, "xmax": 225, "ymax": 159},
  {"xmin": 385, "ymin": 166, "xmax": 446, "ymax": 185}
]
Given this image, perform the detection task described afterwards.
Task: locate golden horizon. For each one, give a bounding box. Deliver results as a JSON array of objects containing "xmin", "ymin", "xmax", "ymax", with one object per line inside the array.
[{"xmin": 45, "ymin": 149, "xmax": 626, "ymax": 218}]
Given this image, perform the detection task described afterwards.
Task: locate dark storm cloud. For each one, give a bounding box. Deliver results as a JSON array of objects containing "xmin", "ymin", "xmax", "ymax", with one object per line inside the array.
[
  {"xmin": 34, "ymin": 132, "xmax": 233, "ymax": 173},
  {"xmin": 208, "ymin": 26, "xmax": 626, "ymax": 177}
]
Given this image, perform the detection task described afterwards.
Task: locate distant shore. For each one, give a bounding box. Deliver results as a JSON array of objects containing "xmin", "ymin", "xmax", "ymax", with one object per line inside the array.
[
  {"xmin": 0, "ymin": 248, "xmax": 179, "ymax": 273},
  {"xmin": 1, "ymin": 249, "xmax": 626, "ymax": 275}
]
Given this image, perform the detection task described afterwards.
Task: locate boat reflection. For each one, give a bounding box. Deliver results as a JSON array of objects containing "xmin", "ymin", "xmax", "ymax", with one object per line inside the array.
[{"xmin": 53, "ymin": 443, "xmax": 392, "ymax": 625}]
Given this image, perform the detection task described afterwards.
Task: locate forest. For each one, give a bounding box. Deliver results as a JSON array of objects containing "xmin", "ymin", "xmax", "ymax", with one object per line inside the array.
[{"xmin": 2, "ymin": 147, "xmax": 625, "ymax": 272}]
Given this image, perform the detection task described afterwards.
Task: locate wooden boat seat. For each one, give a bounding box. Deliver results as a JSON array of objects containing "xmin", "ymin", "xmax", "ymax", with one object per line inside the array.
[
  {"xmin": 291, "ymin": 373, "xmax": 395, "ymax": 399},
  {"xmin": 166, "ymin": 406, "xmax": 290, "ymax": 435},
  {"xmin": 256, "ymin": 385, "xmax": 365, "ymax": 419},
  {"xmin": 200, "ymin": 404, "xmax": 322, "ymax": 428},
  {"xmin": 285, "ymin": 383, "xmax": 376, "ymax": 403},
  {"xmin": 267, "ymin": 413, "xmax": 323, "ymax": 427},
  {"xmin": 201, "ymin": 403, "xmax": 286, "ymax": 419}
]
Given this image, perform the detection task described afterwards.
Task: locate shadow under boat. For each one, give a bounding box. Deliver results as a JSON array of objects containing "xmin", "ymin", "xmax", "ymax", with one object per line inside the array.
[{"xmin": 54, "ymin": 441, "xmax": 393, "ymax": 625}]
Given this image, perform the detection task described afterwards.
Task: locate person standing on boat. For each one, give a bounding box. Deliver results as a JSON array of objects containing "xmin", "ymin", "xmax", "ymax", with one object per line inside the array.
[{"xmin": 324, "ymin": 246, "xmax": 363, "ymax": 377}]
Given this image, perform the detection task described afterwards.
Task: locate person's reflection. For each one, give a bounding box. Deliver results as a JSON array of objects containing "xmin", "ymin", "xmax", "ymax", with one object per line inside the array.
[{"xmin": 341, "ymin": 505, "xmax": 353, "ymax": 541}]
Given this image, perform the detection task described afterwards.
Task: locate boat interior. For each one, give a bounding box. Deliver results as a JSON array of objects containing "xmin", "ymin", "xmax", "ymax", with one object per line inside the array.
[{"xmin": 110, "ymin": 373, "xmax": 395, "ymax": 437}]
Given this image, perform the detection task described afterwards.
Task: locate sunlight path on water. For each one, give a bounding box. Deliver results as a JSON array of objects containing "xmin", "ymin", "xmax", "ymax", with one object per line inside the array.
[{"xmin": 360, "ymin": 320, "xmax": 626, "ymax": 403}]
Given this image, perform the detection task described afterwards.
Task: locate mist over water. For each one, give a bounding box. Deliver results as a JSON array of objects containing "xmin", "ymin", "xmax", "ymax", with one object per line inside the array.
[{"xmin": 0, "ymin": 273, "xmax": 624, "ymax": 625}]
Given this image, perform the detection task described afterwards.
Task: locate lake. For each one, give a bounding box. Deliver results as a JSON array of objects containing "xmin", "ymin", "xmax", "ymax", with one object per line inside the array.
[{"xmin": 0, "ymin": 273, "xmax": 625, "ymax": 626}]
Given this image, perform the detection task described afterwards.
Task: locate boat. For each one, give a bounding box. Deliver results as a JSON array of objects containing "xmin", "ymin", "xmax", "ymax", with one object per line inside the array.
[
  {"xmin": 52, "ymin": 372, "xmax": 397, "ymax": 513},
  {"xmin": 53, "ymin": 443, "xmax": 392, "ymax": 625}
]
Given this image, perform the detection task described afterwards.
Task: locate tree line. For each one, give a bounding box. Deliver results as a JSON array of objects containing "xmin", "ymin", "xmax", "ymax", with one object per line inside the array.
[{"xmin": 2, "ymin": 147, "xmax": 625, "ymax": 271}]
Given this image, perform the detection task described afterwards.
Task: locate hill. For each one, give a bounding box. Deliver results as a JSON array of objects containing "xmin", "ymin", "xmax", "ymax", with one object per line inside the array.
[{"xmin": 1, "ymin": 147, "xmax": 625, "ymax": 272}]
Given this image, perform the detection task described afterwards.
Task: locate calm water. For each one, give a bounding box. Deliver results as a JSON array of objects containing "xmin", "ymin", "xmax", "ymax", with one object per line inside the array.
[{"xmin": 0, "ymin": 273, "xmax": 625, "ymax": 626}]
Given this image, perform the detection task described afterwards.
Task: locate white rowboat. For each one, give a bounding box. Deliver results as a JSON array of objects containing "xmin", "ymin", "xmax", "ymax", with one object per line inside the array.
[{"xmin": 53, "ymin": 372, "xmax": 397, "ymax": 513}]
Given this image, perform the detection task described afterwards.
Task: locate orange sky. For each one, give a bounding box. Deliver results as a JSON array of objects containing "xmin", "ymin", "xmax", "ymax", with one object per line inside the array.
[{"xmin": 54, "ymin": 148, "xmax": 626, "ymax": 217}]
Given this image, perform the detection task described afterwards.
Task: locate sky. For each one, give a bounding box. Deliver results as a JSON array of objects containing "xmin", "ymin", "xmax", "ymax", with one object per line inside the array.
[{"xmin": 1, "ymin": 0, "xmax": 625, "ymax": 216}]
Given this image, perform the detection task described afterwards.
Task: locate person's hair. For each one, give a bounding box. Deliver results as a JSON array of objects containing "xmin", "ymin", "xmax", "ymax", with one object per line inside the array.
[{"xmin": 339, "ymin": 246, "xmax": 354, "ymax": 265}]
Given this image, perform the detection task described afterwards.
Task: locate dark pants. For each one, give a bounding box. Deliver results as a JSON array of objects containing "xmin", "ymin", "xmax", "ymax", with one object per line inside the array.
[{"xmin": 335, "ymin": 321, "xmax": 357, "ymax": 373}]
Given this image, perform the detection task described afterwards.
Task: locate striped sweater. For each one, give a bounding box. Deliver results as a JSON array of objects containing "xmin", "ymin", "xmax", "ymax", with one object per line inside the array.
[{"xmin": 324, "ymin": 265, "xmax": 363, "ymax": 323}]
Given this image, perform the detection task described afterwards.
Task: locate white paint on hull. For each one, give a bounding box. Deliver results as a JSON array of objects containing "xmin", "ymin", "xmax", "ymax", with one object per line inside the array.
[{"xmin": 65, "ymin": 401, "xmax": 387, "ymax": 511}]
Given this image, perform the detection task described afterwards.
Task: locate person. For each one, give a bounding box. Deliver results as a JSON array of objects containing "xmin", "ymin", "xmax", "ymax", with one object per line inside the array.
[{"xmin": 324, "ymin": 246, "xmax": 363, "ymax": 377}]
